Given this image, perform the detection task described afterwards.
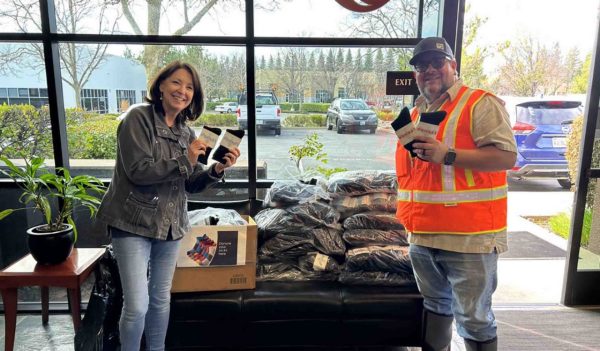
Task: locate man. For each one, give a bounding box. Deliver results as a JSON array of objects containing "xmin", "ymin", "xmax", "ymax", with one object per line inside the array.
[{"xmin": 395, "ymin": 37, "xmax": 517, "ymax": 351}]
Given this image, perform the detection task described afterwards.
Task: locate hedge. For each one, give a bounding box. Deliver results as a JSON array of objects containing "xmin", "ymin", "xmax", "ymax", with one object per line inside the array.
[
  {"xmin": 282, "ymin": 114, "xmax": 326, "ymax": 127},
  {"xmin": 68, "ymin": 118, "xmax": 119, "ymax": 159},
  {"xmin": 566, "ymin": 115, "xmax": 600, "ymax": 208},
  {"xmin": 190, "ymin": 113, "xmax": 238, "ymax": 127},
  {"xmin": 280, "ymin": 103, "xmax": 329, "ymax": 113}
]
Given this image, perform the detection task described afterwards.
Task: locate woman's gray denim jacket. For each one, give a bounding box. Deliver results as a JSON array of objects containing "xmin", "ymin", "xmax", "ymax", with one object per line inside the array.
[{"xmin": 97, "ymin": 103, "xmax": 221, "ymax": 240}]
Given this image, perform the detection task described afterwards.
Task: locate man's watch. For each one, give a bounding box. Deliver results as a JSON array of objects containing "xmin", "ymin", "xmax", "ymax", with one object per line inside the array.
[{"xmin": 443, "ymin": 148, "xmax": 457, "ymax": 166}]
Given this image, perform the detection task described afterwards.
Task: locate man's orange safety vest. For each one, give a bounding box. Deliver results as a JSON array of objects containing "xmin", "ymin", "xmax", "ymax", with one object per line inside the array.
[{"xmin": 395, "ymin": 86, "xmax": 508, "ymax": 235}]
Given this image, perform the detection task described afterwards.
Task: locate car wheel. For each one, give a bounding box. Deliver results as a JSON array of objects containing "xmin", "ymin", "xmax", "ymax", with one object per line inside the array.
[
  {"xmin": 327, "ymin": 116, "xmax": 333, "ymax": 130},
  {"xmin": 336, "ymin": 119, "xmax": 344, "ymax": 134},
  {"xmin": 369, "ymin": 127, "xmax": 376, "ymax": 134},
  {"xmin": 275, "ymin": 128, "xmax": 281, "ymax": 136},
  {"xmin": 227, "ymin": 109, "xmax": 232, "ymax": 113},
  {"xmin": 557, "ymin": 178, "xmax": 572, "ymax": 189}
]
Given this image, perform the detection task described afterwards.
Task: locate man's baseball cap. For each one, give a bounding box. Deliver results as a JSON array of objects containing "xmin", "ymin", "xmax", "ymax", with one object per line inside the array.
[{"xmin": 409, "ymin": 37, "xmax": 455, "ymax": 65}]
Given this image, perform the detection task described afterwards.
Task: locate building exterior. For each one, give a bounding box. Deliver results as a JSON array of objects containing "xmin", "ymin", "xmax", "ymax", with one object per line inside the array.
[{"xmin": 0, "ymin": 54, "xmax": 147, "ymax": 114}]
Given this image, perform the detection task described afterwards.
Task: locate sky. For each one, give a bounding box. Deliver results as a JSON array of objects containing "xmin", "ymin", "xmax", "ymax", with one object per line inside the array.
[{"xmin": 467, "ymin": 0, "xmax": 599, "ymax": 57}]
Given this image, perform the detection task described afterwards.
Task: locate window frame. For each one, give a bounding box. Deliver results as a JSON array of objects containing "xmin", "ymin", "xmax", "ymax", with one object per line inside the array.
[{"xmin": 0, "ymin": 0, "xmax": 463, "ymax": 200}]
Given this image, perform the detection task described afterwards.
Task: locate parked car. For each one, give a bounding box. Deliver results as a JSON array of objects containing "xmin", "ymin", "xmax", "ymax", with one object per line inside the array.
[
  {"xmin": 326, "ymin": 98, "xmax": 378, "ymax": 134},
  {"xmin": 214, "ymin": 101, "xmax": 238, "ymax": 113},
  {"xmin": 237, "ymin": 90, "xmax": 281, "ymax": 135},
  {"xmin": 509, "ymin": 100, "xmax": 583, "ymax": 189}
]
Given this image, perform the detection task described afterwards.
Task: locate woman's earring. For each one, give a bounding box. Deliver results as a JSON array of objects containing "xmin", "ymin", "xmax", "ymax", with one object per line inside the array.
[{"xmin": 160, "ymin": 92, "xmax": 163, "ymax": 100}]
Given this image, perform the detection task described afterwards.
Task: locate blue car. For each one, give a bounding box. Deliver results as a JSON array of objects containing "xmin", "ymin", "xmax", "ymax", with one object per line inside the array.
[{"xmin": 509, "ymin": 100, "xmax": 583, "ymax": 189}]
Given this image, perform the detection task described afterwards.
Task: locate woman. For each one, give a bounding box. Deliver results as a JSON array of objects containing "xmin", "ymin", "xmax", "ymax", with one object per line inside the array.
[{"xmin": 97, "ymin": 61, "xmax": 240, "ymax": 351}]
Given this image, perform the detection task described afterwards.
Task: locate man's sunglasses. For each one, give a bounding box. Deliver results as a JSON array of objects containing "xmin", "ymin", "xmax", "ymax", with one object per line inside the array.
[{"xmin": 413, "ymin": 57, "xmax": 449, "ymax": 73}]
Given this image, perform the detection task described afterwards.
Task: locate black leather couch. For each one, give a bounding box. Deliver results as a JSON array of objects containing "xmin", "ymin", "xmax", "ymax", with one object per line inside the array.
[{"xmin": 166, "ymin": 281, "xmax": 424, "ymax": 350}]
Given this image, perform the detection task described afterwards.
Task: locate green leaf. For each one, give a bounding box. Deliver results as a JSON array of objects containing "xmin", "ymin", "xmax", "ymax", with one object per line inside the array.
[
  {"xmin": 67, "ymin": 216, "xmax": 77, "ymax": 243},
  {"xmin": 0, "ymin": 209, "xmax": 14, "ymax": 220}
]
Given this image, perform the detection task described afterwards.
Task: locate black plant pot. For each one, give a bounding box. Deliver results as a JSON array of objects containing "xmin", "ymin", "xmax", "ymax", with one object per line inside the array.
[{"xmin": 27, "ymin": 223, "xmax": 75, "ymax": 265}]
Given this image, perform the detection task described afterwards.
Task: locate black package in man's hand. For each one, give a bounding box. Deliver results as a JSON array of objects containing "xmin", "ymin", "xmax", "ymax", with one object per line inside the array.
[
  {"xmin": 197, "ymin": 126, "xmax": 222, "ymax": 165},
  {"xmin": 415, "ymin": 111, "xmax": 447, "ymax": 139},
  {"xmin": 391, "ymin": 107, "xmax": 417, "ymax": 157},
  {"xmin": 212, "ymin": 129, "xmax": 244, "ymax": 164}
]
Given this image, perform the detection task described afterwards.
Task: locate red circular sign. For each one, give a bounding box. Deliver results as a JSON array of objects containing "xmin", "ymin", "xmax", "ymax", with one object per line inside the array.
[{"xmin": 335, "ymin": 0, "xmax": 390, "ymax": 12}]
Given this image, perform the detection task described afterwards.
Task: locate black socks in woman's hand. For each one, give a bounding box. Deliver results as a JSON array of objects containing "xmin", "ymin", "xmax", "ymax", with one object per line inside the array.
[
  {"xmin": 197, "ymin": 126, "xmax": 222, "ymax": 165},
  {"xmin": 212, "ymin": 129, "xmax": 245, "ymax": 164}
]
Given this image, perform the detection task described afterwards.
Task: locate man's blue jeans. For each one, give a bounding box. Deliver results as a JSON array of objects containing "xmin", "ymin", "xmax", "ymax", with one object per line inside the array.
[
  {"xmin": 409, "ymin": 244, "xmax": 498, "ymax": 342},
  {"xmin": 111, "ymin": 227, "xmax": 181, "ymax": 351}
]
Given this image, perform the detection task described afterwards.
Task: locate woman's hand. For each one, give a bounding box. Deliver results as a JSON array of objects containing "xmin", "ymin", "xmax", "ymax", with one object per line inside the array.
[
  {"xmin": 187, "ymin": 139, "xmax": 207, "ymax": 165},
  {"xmin": 214, "ymin": 147, "xmax": 241, "ymax": 174}
]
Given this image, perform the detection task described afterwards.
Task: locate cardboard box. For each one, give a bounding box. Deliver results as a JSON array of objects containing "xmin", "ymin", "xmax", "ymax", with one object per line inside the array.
[{"xmin": 171, "ymin": 216, "xmax": 257, "ymax": 292}]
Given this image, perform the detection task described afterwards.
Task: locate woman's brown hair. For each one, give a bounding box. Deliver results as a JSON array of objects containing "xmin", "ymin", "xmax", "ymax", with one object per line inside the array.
[{"xmin": 145, "ymin": 61, "xmax": 204, "ymax": 122}]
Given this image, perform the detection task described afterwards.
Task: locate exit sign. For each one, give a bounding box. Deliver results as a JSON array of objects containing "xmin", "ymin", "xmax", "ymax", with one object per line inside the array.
[{"xmin": 386, "ymin": 71, "xmax": 419, "ymax": 95}]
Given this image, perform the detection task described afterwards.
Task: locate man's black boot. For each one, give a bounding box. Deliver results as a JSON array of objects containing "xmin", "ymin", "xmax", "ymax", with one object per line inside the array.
[
  {"xmin": 422, "ymin": 309, "xmax": 454, "ymax": 351},
  {"xmin": 464, "ymin": 337, "xmax": 497, "ymax": 351}
]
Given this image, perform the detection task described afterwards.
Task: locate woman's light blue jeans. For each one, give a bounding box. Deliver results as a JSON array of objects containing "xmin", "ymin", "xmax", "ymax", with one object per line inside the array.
[
  {"xmin": 409, "ymin": 244, "xmax": 498, "ymax": 342},
  {"xmin": 111, "ymin": 227, "xmax": 181, "ymax": 351}
]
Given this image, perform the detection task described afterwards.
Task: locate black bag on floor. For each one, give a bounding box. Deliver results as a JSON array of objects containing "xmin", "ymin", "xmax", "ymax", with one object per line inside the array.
[{"xmin": 74, "ymin": 245, "xmax": 123, "ymax": 351}]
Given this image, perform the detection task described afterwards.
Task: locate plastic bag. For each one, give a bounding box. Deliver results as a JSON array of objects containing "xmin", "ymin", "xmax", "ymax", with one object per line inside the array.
[
  {"xmin": 263, "ymin": 180, "xmax": 330, "ymax": 207},
  {"xmin": 188, "ymin": 207, "xmax": 247, "ymax": 226},
  {"xmin": 331, "ymin": 193, "xmax": 396, "ymax": 218},
  {"xmin": 343, "ymin": 212, "xmax": 405, "ymax": 230},
  {"xmin": 75, "ymin": 245, "xmax": 122, "ymax": 351},
  {"xmin": 256, "ymin": 202, "xmax": 341, "ymax": 239},
  {"xmin": 74, "ymin": 285, "xmax": 107, "ymax": 351},
  {"xmin": 298, "ymin": 252, "xmax": 341, "ymax": 273},
  {"xmin": 338, "ymin": 270, "xmax": 416, "ymax": 286},
  {"xmin": 259, "ymin": 234, "xmax": 316, "ymax": 259},
  {"xmin": 345, "ymin": 245, "xmax": 412, "ymax": 275},
  {"xmin": 257, "ymin": 261, "xmax": 339, "ymax": 282},
  {"xmin": 342, "ymin": 229, "xmax": 408, "ymax": 247},
  {"xmin": 326, "ymin": 170, "xmax": 397, "ymax": 196},
  {"xmin": 311, "ymin": 227, "xmax": 346, "ymax": 256}
]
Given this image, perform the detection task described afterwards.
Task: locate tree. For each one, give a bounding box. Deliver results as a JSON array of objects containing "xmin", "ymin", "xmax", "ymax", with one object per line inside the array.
[
  {"xmin": 0, "ymin": 0, "xmax": 118, "ymax": 107},
  {"xmin": 116, "ymin": 0, "xmax": 288, "ymax": 80},
  {"xmin": 342, "ymin": 0, "xmax": 439, "ymax": 38},
  {"xmin": 571, "ymin": 53, "xmax": 591, "ymax": 94},
  {"xmin": 460, "ymin": 5, "xmax": 490, "ymax": 89},
  {"xmin": 491, "ymin": 36, "xmax": 575, "ymax": 96},
  {"xmin": 278, "ymin": 47, "xmax": 309, "ymax": 103}
]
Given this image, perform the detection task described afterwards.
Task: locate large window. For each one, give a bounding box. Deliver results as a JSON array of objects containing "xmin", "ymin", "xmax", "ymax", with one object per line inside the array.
[
  {"xmin": 116, "ymin": 89, "xmax": 136, "ymax": 112},
  {"xmin": 0, "ymin": 87, "xmax": 48, "ymax": 107},
  {"xmin": 81, "ymin": 89, "xmax": 109, "ymax": 113},
  {"xmin": 0, "ymin": 0, "xmax": 447, "ymax": 309}
]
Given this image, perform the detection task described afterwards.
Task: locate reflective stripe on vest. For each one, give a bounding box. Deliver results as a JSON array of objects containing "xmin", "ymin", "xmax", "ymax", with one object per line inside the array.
[{"xmin": 397, "ymin": 185, "xmax": 507, "ymax": 204}]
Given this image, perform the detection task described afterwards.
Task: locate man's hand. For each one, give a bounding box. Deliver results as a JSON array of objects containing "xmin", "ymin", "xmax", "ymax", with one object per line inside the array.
[
  {"xmin": 214, "ymin": 147, "xmax": 241, "ymax": 174},
  {"xmin": 412, "ymin": 136, "xmax": 449, "ymax": 164},
  {"xmin": 187, "ymin": 139, "xmax": 207, "ymax": 165}
]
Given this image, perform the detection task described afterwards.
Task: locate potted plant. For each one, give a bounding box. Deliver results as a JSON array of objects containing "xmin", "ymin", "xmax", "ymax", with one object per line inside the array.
[{"xmin": 0, "ymin": 156, "xmax": 106, "ymax": 265}]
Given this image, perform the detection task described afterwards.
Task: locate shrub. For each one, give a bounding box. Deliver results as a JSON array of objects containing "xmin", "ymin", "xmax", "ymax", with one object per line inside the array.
[
  {"xmin": 565, "ymin": 115, "xmax": 600, "ymax": 207},
  {"xmin": 0, "ymin": 104, "xmax": 53, "ymax": 158},
  {"xmin": 280, "ymin": 103, "xmax": 329, "ymax": 113},
  {"xmin": 190, "ymin": 113, "xmax": 238, "ymax": 127},
  {"xmin": 282, "ymin": 114, "xmax": 326, "ymax": 128},
  {"xmin": 549, "ymin": 209, "xmax": 591, "ymax": 246},
  {"xmin": 377, "ymin": 111, "xmax": 395, "ymax": 122},
  {"xmin": 68, "ymin": 119, "xmax": 119, "ymax": 159},
  {"xmin": 299, "ymin": 103, "xmax": 329, "ymax": 113}
]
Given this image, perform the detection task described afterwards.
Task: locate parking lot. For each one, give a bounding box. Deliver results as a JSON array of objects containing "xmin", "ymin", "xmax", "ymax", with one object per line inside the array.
[{"xmin": 194, "ymin": 126, "xmax": 571, "ymax": 193}]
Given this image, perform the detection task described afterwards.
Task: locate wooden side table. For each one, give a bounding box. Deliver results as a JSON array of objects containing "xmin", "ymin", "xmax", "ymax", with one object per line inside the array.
[{"xmin": 0, "ymin": 247, "xmax": 105, "ymax": 351}]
